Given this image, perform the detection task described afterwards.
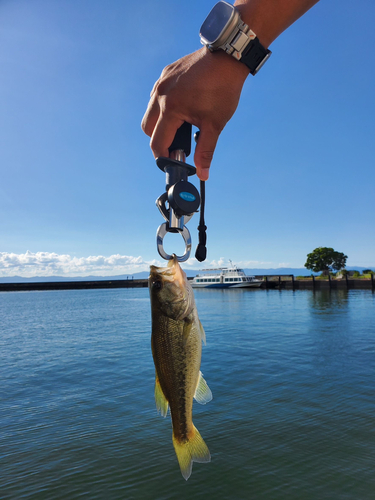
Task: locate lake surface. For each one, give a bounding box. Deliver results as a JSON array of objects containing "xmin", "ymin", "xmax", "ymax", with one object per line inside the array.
[{"xmin": 1, "ymin": 287, "xmax": 374, "ymax": 499}]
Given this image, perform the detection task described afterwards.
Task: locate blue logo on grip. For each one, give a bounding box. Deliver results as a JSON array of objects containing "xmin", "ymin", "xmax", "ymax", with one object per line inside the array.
[{"xmin": 179, "ymin": 191, "xmax": 196, "ymax": 202}]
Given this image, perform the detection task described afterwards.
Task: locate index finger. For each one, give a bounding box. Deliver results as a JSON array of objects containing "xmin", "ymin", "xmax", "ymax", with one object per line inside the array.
[
  {"xmin": 141, "ymin": 93, "xmax": 160, "ymax": 138},
  {"xmin": 150, "ymin": 113, "xmax": 185, "ymax": 159}
]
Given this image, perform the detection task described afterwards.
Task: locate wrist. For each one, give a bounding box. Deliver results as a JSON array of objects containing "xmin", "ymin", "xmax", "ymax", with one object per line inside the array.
[
  {"xmin": 234, "ymin": 3, "xmax": 273, "ymax": 48},
  {"xmin": 200, "ymin": 2, "xmax": 272, "ymax": 76},
  {"xmin": 201, "ymin": 46, "xmax": 250, "ymax": 83}
]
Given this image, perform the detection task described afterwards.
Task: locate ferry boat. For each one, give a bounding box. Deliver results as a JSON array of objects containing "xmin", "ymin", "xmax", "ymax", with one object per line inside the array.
[{"xmin": 191, "ymin": 262, "xmax": 263, "ymax": 289}]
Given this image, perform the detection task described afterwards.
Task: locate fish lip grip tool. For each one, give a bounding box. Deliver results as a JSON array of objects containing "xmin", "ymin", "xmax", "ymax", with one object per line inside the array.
[{"xmin": 155, "ymin": 122, "xmax": 200, "ymax": 262}]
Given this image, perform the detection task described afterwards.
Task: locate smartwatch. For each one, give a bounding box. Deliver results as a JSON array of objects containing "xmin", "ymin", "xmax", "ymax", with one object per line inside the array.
[{"xmin": 200, "ymin": 1, "xmax": 271, "ymax": 75}]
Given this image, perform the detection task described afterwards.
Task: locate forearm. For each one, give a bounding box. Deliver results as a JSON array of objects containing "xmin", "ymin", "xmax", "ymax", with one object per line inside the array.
[
  {"xmin": 142, "ymin": 0, "xmax": 321, "ymax": 180},
  {"xmin": 234, "ymin": 0, "xmax": 320, "ymax": 48}
]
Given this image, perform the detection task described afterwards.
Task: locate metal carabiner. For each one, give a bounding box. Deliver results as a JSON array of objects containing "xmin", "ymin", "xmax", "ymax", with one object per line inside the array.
[{"xmin": 156, "ymin": 222, "xmax": 192, "ymax": 262}]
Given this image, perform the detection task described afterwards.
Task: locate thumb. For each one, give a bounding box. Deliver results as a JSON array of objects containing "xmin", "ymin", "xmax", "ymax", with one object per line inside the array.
[{"xmin": 193, "ymin": 126, "xmax": 220, "ymax": 181}]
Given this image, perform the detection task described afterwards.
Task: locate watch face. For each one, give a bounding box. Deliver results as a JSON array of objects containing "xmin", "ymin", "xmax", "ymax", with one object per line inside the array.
[{"xmin": 200, "ymin": 1, "xmax": 235, "ymax": 45}]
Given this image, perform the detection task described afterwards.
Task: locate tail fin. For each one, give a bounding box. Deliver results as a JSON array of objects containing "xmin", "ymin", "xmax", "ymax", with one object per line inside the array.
[{"xmin": 172, "ymin": 426, "xmax": 210, "ymax": 480}]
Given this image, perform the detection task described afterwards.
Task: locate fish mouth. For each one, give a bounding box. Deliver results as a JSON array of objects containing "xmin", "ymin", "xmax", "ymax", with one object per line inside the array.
[
  {"xmin": 150, "ymin": 255, "xmax": 186, "ymax": 286},
  {"xmin": 149, "ymin": 255, "xmax": 193, "ymax": 319}
]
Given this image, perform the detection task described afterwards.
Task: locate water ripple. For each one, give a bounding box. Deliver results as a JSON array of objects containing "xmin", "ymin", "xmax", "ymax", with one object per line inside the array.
[{"xmin": 0, "ymin": 288, "xmax": 374, "ymax": 499}]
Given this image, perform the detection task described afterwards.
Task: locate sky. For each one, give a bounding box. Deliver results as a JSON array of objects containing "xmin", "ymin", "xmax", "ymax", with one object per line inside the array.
[{"xmin": 1, "ymin": 0, "xmax": 374, "ymax": 277}]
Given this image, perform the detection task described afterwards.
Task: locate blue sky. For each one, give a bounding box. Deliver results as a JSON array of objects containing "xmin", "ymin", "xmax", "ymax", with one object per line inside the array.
[{"xmin": 1, "ymin": 0, "xmax": 374, "ymax": 276}]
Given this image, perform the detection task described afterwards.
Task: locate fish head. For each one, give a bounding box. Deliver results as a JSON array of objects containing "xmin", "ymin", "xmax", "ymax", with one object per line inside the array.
[{"xmin": 149, "ymin": 255, "xmax": 195, "ymax": 320}]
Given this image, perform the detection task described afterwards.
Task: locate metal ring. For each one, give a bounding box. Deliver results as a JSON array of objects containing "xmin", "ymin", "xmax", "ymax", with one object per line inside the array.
[{"xmin": 156, "ymin": 223, "xmax": 191, "ymax": 262}]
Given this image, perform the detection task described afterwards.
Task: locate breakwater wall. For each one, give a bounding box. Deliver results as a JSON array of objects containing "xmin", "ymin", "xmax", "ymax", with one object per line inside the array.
[
  {"xmin": 257, "ymin": 275, "xmax": 375, "ymax": 291},
  {"xmin": 0, "ymin": 276, "xmax": 374, "ymax": 292},
  {"xmin": 0, "ymin": 279, "xmax": 148, "ymax": 292}
]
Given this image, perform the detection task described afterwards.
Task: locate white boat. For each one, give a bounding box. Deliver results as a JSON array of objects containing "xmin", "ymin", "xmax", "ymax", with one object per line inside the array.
[{"xmin": 191, "ymin": 262, "xmax": 263, "ymax": 289}]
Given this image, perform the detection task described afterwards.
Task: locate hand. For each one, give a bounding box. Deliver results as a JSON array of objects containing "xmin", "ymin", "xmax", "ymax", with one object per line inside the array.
[{"xmin": 141, "ymin": 47, "xmax": 249, "ymax": 180}]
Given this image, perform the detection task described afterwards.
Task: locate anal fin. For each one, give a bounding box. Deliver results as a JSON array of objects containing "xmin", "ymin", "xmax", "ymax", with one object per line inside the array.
[{"xmin": 194, "ymin": 371, "xmax": 213, "ymax": 404}]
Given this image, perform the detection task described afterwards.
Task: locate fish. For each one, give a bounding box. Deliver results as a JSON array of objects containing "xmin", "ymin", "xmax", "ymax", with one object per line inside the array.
[{"xmin": 149, "ymin": 255, "xmax": 212, "ymax": 480}]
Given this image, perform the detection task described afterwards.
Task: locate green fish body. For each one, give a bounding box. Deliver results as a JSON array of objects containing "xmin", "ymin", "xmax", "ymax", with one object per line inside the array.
[{"xmin": 149, "ymin": 256, "xmax": 212, "ymax": 480}]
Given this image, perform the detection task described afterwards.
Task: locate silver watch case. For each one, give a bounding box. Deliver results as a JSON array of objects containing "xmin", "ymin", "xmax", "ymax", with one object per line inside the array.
[{"xmin": 199, "ymin": 3, "xmax": 256, "ymax": 61}]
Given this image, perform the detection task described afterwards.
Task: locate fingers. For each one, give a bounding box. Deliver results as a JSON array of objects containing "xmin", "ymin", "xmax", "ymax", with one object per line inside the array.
[
  {"xmin": 142, "ymin": 87, "xmax": 221, "ymax": 178},
  {"xmin": 142, "ymin": 94, "xmax": 184, "ymax": 159},
  {"xmin": 141, "ymin": 93, "xmax": 160, "ymax": 138},
  {"xmin": 194, "ymin": 126, "xmax": 221, "ymax": 181},
  {"xmin": 143, "ymin": 98, "xmax": 221, "ymax": 179},
  {"xmin": 150, "ymin": 113, "xmax": 184, "ymax": 159}
]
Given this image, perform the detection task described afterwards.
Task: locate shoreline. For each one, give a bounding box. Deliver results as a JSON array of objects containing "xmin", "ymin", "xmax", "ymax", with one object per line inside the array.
[{"xmin": 0, "ymin": 275, "xmax": 374, "ymax": 292}]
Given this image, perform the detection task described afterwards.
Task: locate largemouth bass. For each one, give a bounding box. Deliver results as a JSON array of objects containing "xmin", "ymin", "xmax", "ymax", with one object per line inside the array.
[{"xmin": 149, "ymin": 255, "xmax": 212, "ymax": 480}]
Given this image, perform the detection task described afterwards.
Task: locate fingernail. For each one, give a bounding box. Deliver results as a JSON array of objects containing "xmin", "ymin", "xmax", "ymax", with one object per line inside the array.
[{"xmin": 200, "ymin": 168, "xmax": 210, "ymax": 181}]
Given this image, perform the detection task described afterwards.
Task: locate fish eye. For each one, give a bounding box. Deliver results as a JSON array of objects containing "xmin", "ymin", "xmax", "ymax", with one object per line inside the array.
[{"xmin": 152, "ymin": 280, "xmax": 162, "ymax": 291}]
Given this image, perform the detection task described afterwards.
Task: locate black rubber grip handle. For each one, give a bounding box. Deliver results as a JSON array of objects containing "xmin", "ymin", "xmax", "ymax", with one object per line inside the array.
[{"xmin": 168, "ymin": 122, "xmax": 192, "ymax": 157}]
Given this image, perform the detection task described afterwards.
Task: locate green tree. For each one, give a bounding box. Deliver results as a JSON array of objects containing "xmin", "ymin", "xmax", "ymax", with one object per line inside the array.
[
  {"xmin": 363, "ymin": 269, "xmax": 374, "ymax": 275},
  {"xmin": 304, "ymin": 247, "xmax": 348, "ymax": 274}
]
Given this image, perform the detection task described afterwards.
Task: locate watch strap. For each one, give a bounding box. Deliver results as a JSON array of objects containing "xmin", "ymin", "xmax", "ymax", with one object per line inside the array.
[{"xmin": 240, "ymin": 37, "xmax": 271, "ymax": 75}]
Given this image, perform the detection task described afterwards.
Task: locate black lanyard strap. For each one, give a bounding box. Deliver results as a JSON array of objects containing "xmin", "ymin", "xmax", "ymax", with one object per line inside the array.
[{"xmin": 195, "ymin": 180, "xmax": 207, "ymax": 262}]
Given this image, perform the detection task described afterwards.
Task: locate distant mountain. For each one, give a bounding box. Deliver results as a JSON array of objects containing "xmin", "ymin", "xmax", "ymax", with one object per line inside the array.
[
  {"xmin": 243, "ymin": 268, "xmax": 316, "ymax": 276},
  {"xmin": 244, "ymin": 266, "xmax": 373, "ymax": 276},
  {"xmin": 1, "ymin": 267, "xmax": 372, "ymax": 283}
]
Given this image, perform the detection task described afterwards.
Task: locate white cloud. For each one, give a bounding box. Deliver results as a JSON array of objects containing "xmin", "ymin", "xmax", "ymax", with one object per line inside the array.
[
  {"xmin": 0, "ymin": 251, "xmax": 292, "ymax": 278},
  {"xmin": 0, "ymin": 251, "xmax": 162, "ymax": 277}
]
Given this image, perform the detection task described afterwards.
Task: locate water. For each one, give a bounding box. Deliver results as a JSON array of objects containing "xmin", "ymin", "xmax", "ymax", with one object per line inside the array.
[{"xmin": 0, "ymin": 288, "xmax": 374, "ymax": 499}]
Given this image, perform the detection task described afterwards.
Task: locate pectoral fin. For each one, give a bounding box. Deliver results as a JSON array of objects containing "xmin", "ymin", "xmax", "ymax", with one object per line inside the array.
[
  {"xmin": 199, "ymin": 320, "xmax": 206, "ymax": 345},
  {"xmin": 182, "ymin": 319, "xmax": 195, "ymax": 346},
  {"xmin": 155, "ymin": 375, "xmax": 168, "ymax": 417},
  {"xmin": 194, "ymin": 371, "xmax": 213, "ymax": 404}
]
